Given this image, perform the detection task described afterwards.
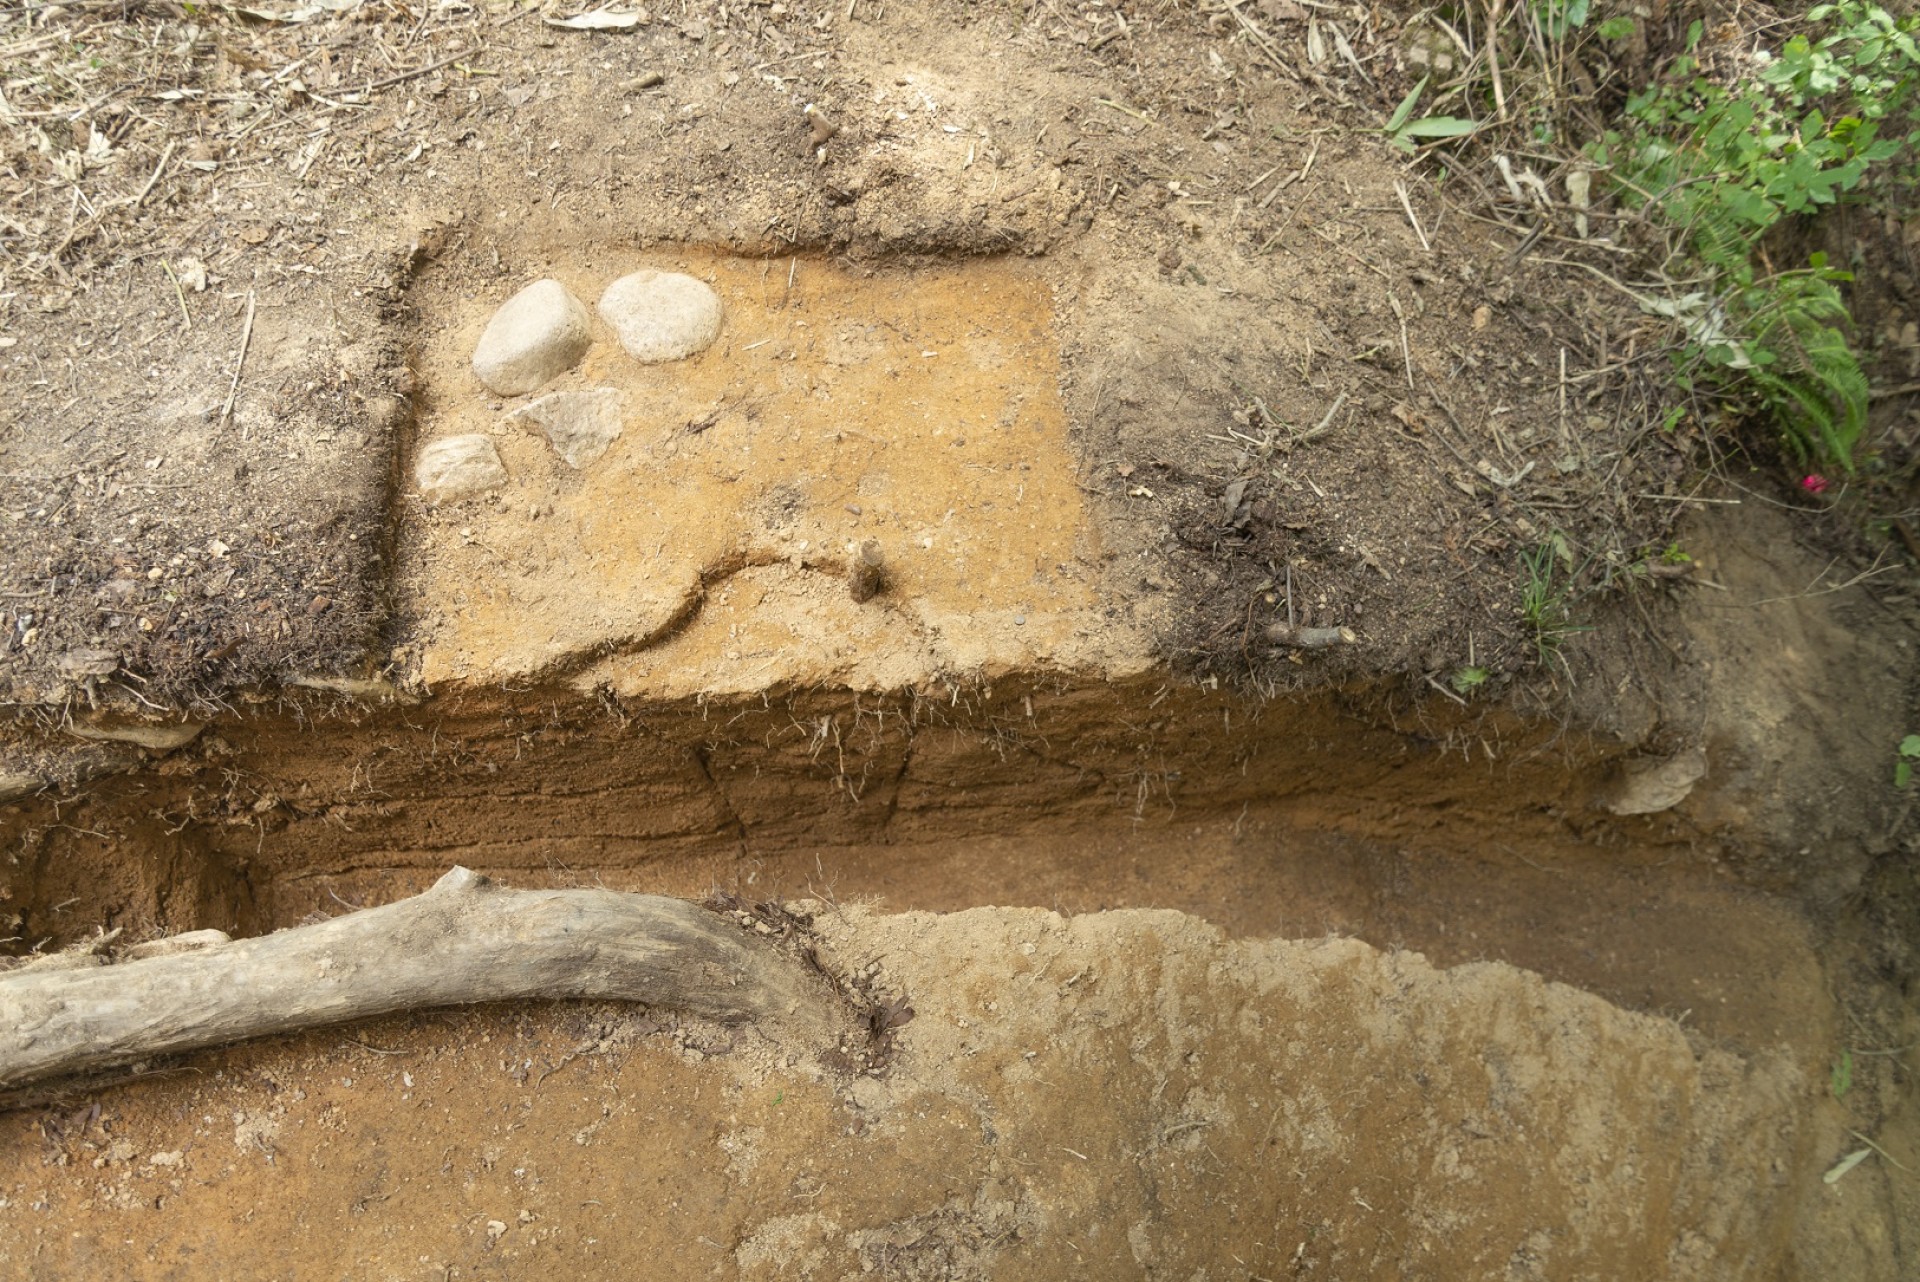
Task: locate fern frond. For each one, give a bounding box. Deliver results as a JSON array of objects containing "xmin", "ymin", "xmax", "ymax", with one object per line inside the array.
[{"xmin": 1732, "ymin": 275, "xmax": 1868, "ymax": 468}]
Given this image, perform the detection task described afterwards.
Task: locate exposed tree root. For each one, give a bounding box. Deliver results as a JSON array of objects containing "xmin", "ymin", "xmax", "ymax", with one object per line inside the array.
[{"xmin": 0, "ymin": 867, "xmax": 844, "ymax": 1093}]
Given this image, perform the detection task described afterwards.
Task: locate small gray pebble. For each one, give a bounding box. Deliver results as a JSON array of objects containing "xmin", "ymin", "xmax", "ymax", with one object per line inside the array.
[{"xmin": 511, "ymin": 388, "xmax": 623, "ymax": 469}]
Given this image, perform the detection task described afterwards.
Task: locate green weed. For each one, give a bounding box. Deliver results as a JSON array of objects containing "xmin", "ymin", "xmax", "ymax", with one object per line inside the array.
[
  {"xmin": 1450, "ymin": 665, "xmax": 1491, "ymax": 694},
  {"xmin": 1896, "ymin": 733, "xmax": 1920, "ymax": 787},
  {"xmin": 1382, "ymin": 77, "xmax": 1479, "ymax": 153},
  {"xmin": 1519, "ymin": 540, "xmax": 1589, "ymax": 666},
  {"xmin": 1589, "ymin": 2, "xmax": 1920, "ymax": 470}
]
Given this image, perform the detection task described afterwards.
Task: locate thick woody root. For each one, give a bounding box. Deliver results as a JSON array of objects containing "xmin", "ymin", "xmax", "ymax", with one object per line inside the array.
[{"xmin": 0, "ymin": 867, "xmax": 846, "ymax": 1093}]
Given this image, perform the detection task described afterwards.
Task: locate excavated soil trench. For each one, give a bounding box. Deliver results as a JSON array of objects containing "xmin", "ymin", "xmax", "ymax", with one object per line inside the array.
[
  {"xmin": 5, "ymin": 678, "xmax": 1825, "ymax": 1058},
  {"xmin": 0, "ymin": 679, "xmax": 1855, "ymax": 1278},
  {"xmin": 0, "ymin": 251, "xmax": 1893, "ymax": 1278},
  {"xmin": 401, "ymin": 252, "xmax": 1132, "ymax": 694},
  {"xmin": 8, "ymin": 250, "xmax": 1829, "ymax": 1063}
]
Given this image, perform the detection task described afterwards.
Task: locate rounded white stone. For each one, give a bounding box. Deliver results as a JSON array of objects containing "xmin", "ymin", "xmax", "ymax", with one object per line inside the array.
[
  {"xmin": 597, "ymin": 270, "xmax": 724, "ymax": 363},
  {"xmin": 415, "ymin": 434, "xmax": 508, "ymax": 503},
  {"xmin": 472, "ymin": 279, "xmax": 591, "ymax": 396}
]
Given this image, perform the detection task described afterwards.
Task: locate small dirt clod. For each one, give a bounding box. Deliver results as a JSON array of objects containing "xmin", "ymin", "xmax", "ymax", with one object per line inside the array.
[{"xmin": 848, "ymin": 540, "xmax": 886, "ymax": 603}]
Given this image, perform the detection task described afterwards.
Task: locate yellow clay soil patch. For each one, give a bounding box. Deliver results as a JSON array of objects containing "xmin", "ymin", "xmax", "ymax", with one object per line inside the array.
[{"xmin": 408, "ymin": 254, "xmax": 1142, "ymax": 694}]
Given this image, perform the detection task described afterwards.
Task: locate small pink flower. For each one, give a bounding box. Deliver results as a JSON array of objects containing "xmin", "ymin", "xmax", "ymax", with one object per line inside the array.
[{"xmin": 1801, "ymin": 474, "xmax": 1829, "ymax": 494}]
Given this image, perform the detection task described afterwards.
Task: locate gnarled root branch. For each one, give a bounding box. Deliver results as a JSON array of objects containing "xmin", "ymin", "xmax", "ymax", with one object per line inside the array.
[{"xmin": 0, "ymin": 867, "xmax": 841, "ymax": 1092}]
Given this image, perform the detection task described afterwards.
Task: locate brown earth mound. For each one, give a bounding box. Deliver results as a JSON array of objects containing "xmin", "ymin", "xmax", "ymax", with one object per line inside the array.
[{"xmin": 0, "ymin": 905, "xmax": 1810, "ymax": 1281}]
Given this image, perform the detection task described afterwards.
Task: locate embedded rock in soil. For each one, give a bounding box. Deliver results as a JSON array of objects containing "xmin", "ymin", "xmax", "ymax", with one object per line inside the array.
[
  {"xmin": 1605, "ymin": 748, "xmax": 1709, "ymax": 816},
  {"xmin": 598, "ymin": 270, "xmax": 723, "ymax": 363},
  {"xmin": 415, "ymin": 434, "xmax": 508, "ymax": 503},
  {"xmin": 510, "ymin": 388, "xmax": 623, "ymax": 469},
  {"xmin": 57, "ymin": 649, "xmax": 120, "ymax": 679},
  {"xmin": 471, "ymin": 278, "xmax": 592, "ymax": 395}
]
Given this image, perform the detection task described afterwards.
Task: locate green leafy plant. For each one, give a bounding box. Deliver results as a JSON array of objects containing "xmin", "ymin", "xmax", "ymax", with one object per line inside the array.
[
  {"xmin": 1383, "ymin": 77, "xmax": 1479, "ymax": 153},
  {"xmin": 1832, "ymin": 1048, "xmax": 1854, "ymax": 1099},
  {"xmin": 1450, "ymin": 665, "xmax": 1490, "ymax": 694},
  {"xmin": 1896, "ymin": 733, "xmax": 1920, "ymax": 787},
  {"xmin": 1519, "ymin": 540, "xmax": 1589, "ymax": 665},
  {"xmin": 1620, "ymin": 540, "xmax": 1695, "ymax": 587},
  {"xmin": 1590, "ymin": 1, "xmax": 1920, "ymax": 470},
  {"xmin": 1537, "ymin": 0, "xmax": 1591, "ymax": 42}
]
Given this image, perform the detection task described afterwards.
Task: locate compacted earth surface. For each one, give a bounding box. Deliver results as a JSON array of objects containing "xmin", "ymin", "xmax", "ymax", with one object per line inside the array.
[{"xmin": 2, "ymin": 1, "xmax": 1919, "ymax": 1278}]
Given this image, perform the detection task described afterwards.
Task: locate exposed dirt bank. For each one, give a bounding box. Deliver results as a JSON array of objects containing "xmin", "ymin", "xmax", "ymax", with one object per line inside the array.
[
  {"xmin": 0, "ymin": 906, "xmax": 1821, "ymax": 1281},
  {"xmin": 0, "ymin": 557, "xmax": 1912, "ymax": 1274},
  {"xmin": 3, "ymin": 1, "xmax": 1918, "ymax": 1276}
]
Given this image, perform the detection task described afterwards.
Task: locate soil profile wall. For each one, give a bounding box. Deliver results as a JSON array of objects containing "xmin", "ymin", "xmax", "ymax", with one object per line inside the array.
[{"xmin": 0, "ymin": 676, "xmax": 1631, "ymax": 951}]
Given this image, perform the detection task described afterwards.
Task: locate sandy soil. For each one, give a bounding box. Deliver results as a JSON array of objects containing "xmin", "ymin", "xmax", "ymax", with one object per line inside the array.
[
  {"xmin": 0, "ymin": 496, "xmax": 1915, "ymax": 1277},
  {"xmin": 3, "ymin": 1, "xmax": 1919, "ymax": 1278},
  {"xmin": 403, "ymin": 251, "xmax": 1142, "ymax": 692},
  {"xmin": 0, "ymin": 907, "xmax": 1815, "ymax": 1281}
]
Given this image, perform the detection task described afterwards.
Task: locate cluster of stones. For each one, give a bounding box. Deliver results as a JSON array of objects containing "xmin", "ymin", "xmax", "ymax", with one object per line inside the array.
[{"xmin": 414, "ymin": 271, "xmax": 726, "ymax": 503}]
